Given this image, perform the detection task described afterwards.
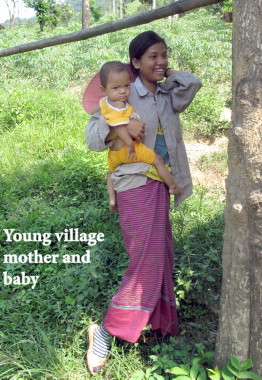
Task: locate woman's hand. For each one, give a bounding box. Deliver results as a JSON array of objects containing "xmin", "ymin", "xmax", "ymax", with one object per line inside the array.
[
  {"xmin": 126, "ymin": 119, "xmax": 146, "ymax": 142},
  {"xmin": 165, "ymin": 68, "xmax": 180, "ymax": 77},
  {"xmin": 105, "ymin": 119, "xmax": 146, "ymax": 143}
]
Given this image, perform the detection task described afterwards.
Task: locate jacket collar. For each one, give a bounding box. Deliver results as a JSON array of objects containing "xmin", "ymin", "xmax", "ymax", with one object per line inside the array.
[{"xmin": 134, "ymin": 76, "xmax": 169, "ymax": 96}]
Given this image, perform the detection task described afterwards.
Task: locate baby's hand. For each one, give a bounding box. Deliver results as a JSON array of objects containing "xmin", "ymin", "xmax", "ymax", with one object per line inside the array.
[
  {"xmin": 130, "ymin": 112, "xmax": 140, "ymax": 121},
  {"xmin": 126, "ymin": 144, "xmax": 137, "ymax": 160}
]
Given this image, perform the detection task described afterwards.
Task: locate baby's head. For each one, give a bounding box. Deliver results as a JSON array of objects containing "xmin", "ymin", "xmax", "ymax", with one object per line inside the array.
[{"xmin": 99, "ymin": 61, "xmax": 131, "ymax": 102}]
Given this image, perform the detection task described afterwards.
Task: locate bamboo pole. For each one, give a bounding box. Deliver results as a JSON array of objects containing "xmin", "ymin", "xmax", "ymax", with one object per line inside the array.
[{"xmin": 0, "ymin": 0, "xmax": 223, "ymax": 58}]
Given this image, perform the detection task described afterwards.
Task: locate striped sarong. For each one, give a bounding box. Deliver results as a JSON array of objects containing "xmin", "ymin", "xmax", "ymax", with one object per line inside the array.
[{"xmin": 103, "ymin": 178, "xmax": 178, "ymax": 343}]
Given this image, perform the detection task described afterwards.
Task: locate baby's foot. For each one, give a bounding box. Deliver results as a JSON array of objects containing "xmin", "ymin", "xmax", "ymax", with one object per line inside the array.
[{"xmin": 169, "ymin": 185, "xmax": 184, "ymax": 196}]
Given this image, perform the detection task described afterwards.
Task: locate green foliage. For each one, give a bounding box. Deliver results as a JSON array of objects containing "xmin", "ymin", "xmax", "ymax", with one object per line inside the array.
[
  {"xmin": 205, "ymin": 0, "xmax": 232, "ymax": 15},
  {"xmin": 168, "ymin": 357, "xmax": 207, "ymax": 379},
  {"xmin": 23, "ymin": 0, "xmax": 61, "ymax": 31},
  {"xmin": 180, "ymin": 87, "xmax": 230, "ymax": 138},
  {"xmin": 90, "ymin": 0, "xmax": 102, "ymax": 21},
  {"xmin": 170, "ymin": 186, "xmax": 224, "ymax": 322},
  {"xmin": 221, "ymin": 0, "xmax": 232, "ymax": 13},
  {"xmin": 197, "ymin": 150, "xmax": 228, "ymax": 175},
  {"xmin": 124, "ymin": 336, "xmax": 214, "ymax": 379},
  {"xmin": 57, "ymin": 2, "xmax": 73, "ymax": 25},
  {"xmin": 125, "ymin": 0, "xmax": 148, "ymax": 17},
  {"xmin": 166, "ymin": 356, "xmax": 262, "ymax": 380}
]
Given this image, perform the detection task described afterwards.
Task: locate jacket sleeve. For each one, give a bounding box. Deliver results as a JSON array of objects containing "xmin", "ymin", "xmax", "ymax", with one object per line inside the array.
[
  {"xmin": 85, "ymin": 111, "xmax": 113, "ymax": 152},
  {"xmin": 164, "ymin": 71, "xmax": 202, "ymax": 113}
]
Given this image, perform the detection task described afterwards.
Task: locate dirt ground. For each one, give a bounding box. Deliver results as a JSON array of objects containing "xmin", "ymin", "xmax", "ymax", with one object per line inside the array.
[{"xmin": 185, "ymin": 136, "xmax": 228, "ymax": 190}]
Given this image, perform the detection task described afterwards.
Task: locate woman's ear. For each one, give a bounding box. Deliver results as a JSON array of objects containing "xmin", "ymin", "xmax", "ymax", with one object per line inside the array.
[{"xmin": 132, "ymin": 58, "xmax": 140, "ymax": 70}]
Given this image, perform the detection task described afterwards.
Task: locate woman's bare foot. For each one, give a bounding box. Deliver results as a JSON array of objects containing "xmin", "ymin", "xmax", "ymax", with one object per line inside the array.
[{"xmin": 86, "ymin": 324, "xmax": 107, "ymax": 376}]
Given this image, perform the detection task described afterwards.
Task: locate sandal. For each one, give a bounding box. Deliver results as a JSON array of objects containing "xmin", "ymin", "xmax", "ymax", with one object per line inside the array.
[{"xmin": 86, "ymin": 324, "xmax": 107, "ymax": 376}]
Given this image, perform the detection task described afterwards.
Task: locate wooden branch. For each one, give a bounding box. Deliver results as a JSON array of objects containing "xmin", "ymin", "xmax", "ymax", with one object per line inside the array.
[{"xmin": 0, "ymin": 0, "xmax": 223, "ymax": 58}]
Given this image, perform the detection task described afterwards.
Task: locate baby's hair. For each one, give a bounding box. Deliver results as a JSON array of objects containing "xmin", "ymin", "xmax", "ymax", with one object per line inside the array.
[{"xmin": 99, "ymin": 61, "xmax": 129, "ymax": 88}]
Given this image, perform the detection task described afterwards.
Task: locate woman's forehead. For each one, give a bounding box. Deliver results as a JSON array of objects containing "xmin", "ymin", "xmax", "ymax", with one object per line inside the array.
[{"xmin": 144, "ymin": 42, "xmax": 167, "ymax": 54}]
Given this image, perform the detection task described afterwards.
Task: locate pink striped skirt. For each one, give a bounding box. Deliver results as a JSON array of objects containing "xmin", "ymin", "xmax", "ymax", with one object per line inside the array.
[{"xmin": 103, "ymin": 178, "xmax": 178, "ymax": 343}]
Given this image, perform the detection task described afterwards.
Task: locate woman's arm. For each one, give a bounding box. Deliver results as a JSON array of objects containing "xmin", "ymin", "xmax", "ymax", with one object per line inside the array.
[
  {"xmin": 90, "ymin": 105, "xmax": 101, "ymax": 114},
  {"xmin": 85, "ymin": 112, "xmax": 112, "ymax": 152},
  {"xmin": 126, "ymin": 119, "xmax": 146, "ymax": 142},
  {"xmin": 164, "ymin": 70, "xmax": 202, "ymax": 113},
  {"xmin": 85, "ymin": 113, "xmax": 146, "ymax": 152}
]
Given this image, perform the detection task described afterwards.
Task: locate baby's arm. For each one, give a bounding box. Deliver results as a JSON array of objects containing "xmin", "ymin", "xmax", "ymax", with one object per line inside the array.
[
  {"xmin": 90, "ymin": 105, "xmax": 101, "ymax": 115},
  {"xmin": 111, "ymin": 101, "xmax": 137, "ymax": 159}
]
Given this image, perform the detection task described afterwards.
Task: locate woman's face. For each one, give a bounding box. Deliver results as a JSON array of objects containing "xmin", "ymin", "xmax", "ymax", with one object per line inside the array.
[{"xmin": 132, "ymin": 42, "xmax": 168, "ymax": 93}]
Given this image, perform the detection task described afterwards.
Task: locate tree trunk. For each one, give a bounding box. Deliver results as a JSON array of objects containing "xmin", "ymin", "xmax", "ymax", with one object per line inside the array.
[
  {"xmin": 152, "ymin": 0, "xmax": 157, "ymax": 9},
  {"xmin": 120, "ymin": 0, "xmax": 124, "ymax": 18},
  {"xmin": 82, "ymin": 0, "xmax": 90, "ymax": 29},
  {"xmin": 4, "ymin": 0, "xmax": 16, "ymax": 27},
  {"xmin": 10, "ymin": 13, "xmax": 15, "ymax": 27},
  {"xmin": 215, "ymin": 0, "xmax": 262, "ymax": 375}
]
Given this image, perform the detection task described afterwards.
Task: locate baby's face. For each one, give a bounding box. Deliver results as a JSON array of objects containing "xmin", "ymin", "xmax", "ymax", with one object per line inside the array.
[{"xmin": 103, "ymin": 70, "xmax": 131, "ymax": 102}]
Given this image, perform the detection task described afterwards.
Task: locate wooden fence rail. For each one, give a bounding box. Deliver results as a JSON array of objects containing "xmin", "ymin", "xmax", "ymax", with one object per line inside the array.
[{"xmin": 0, "ymin": 0, "xmax": 223, "ymax": 58}]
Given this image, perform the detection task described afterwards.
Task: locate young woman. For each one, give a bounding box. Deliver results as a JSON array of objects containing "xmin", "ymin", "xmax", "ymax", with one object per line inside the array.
[{"xmin": 85, "ymin": 30, "xmax": 202, "ymax": 376}]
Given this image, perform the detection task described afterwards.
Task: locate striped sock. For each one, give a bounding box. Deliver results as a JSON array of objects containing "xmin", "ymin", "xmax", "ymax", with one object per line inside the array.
[{"xmin": 92, "ymin": 325, "xmax": 111, "ymax": 358}]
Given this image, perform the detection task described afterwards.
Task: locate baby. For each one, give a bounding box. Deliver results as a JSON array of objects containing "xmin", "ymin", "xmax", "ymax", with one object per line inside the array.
[{"xmin": 90, "ymin": 61, "xmax": 184, "ymax": 211}]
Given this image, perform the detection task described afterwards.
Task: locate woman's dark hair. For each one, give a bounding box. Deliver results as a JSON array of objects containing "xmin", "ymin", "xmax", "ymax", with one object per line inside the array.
[{"xmin": 129, "ymin": 31, "xmax": 167, "ymax": 74}]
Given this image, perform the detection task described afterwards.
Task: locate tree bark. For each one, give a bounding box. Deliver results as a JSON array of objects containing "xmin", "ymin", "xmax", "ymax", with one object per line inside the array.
[
  {"xmin": 10, "ymin": 13, "xmax": 15, "ymax": 27},
  {"xmin": 120, "ymin": 0, "xmax": 124, "ymax": 18},
  {"xmin": 0, "ymin": 0, "xmax": 223, "ymax": 57},
  {"xmin": 82, "ymin": 0, "xmax": 90, "ymax": 29},
  {"xmin": 4, "ymin": 0, "xmax": 17, "ymax": 27},
  {"xmin": 215, "ymin": 0, "xmax": 262, "ymax": 374}
]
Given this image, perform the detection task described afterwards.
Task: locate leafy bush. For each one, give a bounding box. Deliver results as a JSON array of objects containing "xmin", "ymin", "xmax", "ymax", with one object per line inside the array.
[
  {"xmin": 131, "ymin": 356, "xmax": 262, "ymax": 380},
  {"xmin": 180, "ymin": 87, "xmax": 230, "ymax": 138},
  {"xmin": 197, "ymin": 150, "xmax": 228, "ymax": 174},
  {"xmin": 167, "ymin": 356, "xmax": 262, "ymax": 380}
]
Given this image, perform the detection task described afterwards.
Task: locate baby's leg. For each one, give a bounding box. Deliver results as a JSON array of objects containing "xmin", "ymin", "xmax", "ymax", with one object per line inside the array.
[
  {"xmin": 114, "ymin": 125, "xmax": 136, "ymax": 160},
  {"xmin": 107, "ymin": 172, "xmax": 117, "ymax": 211},
  {"xmin": 152, "ymin": 155, "xmax": 184, "ymax": 195}
]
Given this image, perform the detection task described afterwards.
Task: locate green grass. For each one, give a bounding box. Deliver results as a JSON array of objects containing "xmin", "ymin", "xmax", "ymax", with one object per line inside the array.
[
  {"xmin": 0, "ymin": 9, "xmax": 229, "ymax": 379},
  {"xmin": 197, "ymin": 150, "xmax": 228, "ymax": 174}
]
